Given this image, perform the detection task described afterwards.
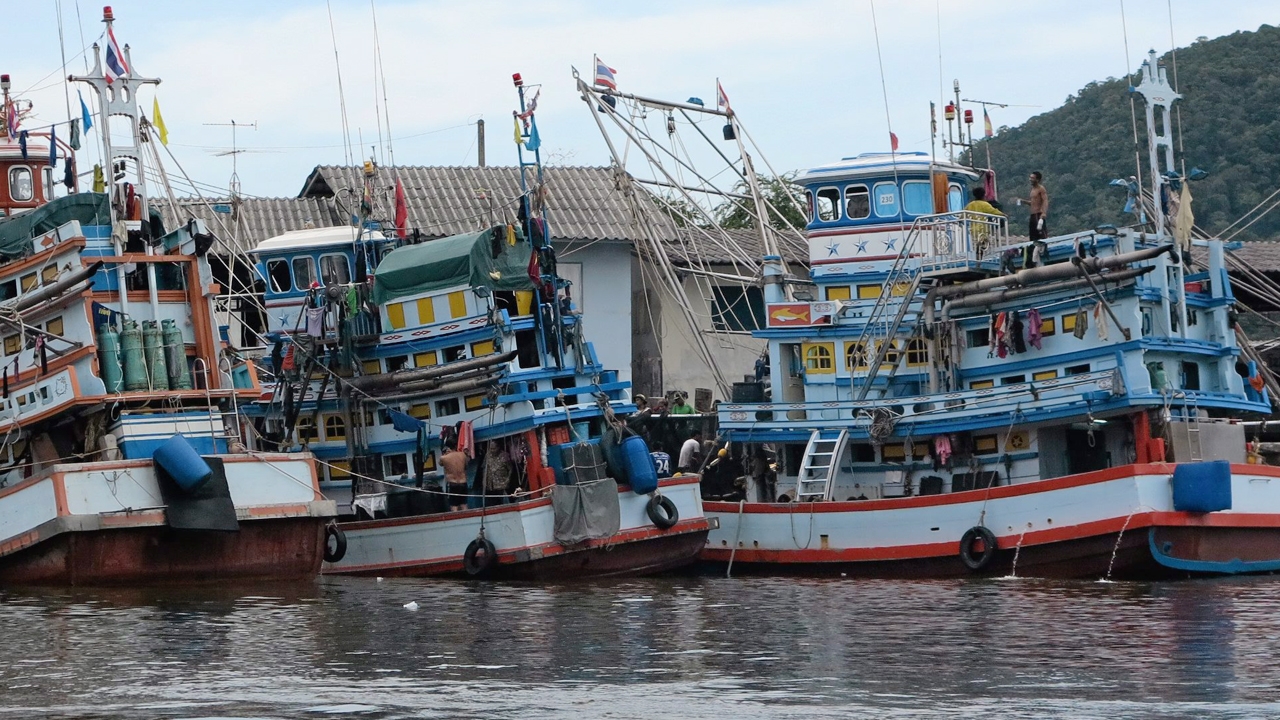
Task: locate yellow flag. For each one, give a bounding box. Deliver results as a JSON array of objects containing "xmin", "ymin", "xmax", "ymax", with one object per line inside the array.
[
  {"xmin": 513, "ymin": 115, "xmax": 522, "ymax": 145},
  {"xmin": 152, "ymin": 97, "xmax": 169, "ymax": 146}
]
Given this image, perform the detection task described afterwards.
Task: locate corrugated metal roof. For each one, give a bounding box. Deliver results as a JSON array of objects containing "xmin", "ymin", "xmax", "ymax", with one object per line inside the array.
[{"xmin": 167, "ymin": 196, "xmax": 346, "ymax": 254}]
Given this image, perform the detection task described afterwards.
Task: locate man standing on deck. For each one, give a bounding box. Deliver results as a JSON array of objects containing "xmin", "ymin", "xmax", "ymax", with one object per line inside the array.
[
  {"xmin": 1017, "ymin": 172, "xmax": 1049, "ymax": 240},
  {"xmin": 678, "ymin": 429, "xmax": 705, "ymax": 474},
  {"xmin": 441, "ymin": 442, "xmax": 469, "ymax": 511},
  {"xmin": 670, "ymin": 392, "xmax": 695, "ymax": 415},
  {"xmin": 964, "ymin": 187, "xmax": 1004, "ymax": 254}
]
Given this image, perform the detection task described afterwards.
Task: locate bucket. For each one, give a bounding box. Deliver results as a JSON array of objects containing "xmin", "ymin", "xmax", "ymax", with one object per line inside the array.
[
  {"xmin": 153, "ymin": 434, "xmax": 214, "ymax": 492},
  {"xmin": 620, "ymin": 435, "xmax": 658, "ymax": 494}
]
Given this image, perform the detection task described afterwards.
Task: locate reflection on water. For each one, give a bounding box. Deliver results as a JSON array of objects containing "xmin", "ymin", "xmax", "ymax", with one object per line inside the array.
[{"xmin": 1, "ymin": 576, "xmax": 1278, "ymax": 719}]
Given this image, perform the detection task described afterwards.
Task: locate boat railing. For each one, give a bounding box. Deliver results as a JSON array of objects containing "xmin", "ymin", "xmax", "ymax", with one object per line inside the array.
[
  {"xmin": 905, "ymin": 210, "xmax": 1008, "ymax": 271},
  {"xmin": 718, "ymin": 368, "xmax": 1123, "ymax": 432}
]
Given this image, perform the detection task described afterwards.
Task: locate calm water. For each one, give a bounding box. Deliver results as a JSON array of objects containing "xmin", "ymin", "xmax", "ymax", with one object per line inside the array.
[{"xmin": 0, "ymin": 575, "xmax": 1278, "ymax": 719}]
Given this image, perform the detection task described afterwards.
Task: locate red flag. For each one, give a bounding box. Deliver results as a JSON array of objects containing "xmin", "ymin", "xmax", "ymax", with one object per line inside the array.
[
  {"xmin": 394, "ymin": 178, "xmax": 408, "ymax": 239},
  {"xmin": 889, "ymin": 132, "xmax": 899, "ymax": 151}
]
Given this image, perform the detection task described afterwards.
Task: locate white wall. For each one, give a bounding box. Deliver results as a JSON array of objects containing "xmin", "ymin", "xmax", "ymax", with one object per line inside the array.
[{"xmin": 554, "ymin": 240, "xmax": 632, "ymax": 387}]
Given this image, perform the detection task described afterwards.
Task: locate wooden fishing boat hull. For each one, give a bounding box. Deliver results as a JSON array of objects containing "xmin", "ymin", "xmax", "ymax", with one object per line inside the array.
[
  {"xmin": 325, "ymin": 476, "xmax": 712, "ymax": 579},
  {"xmin": 0, "ymin": 454, "xmax": 336, "ymax": 586},
  {"xmin": 700, "ymin": 463, "xmax": 1280, "ymax": 580}
]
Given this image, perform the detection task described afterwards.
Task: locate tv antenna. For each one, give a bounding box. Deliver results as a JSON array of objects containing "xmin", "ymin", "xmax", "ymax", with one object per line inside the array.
[{"xmin": 202, "ymin": 119, "xmax": 258, "ymax": 198}]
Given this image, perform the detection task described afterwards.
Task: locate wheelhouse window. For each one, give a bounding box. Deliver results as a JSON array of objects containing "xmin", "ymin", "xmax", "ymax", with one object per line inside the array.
[
  {"xmin": 844, "ymin": 185, "xmax": 870, "ymax": 220},
  {"xmin": 266, "ymin": 259, "xmax": 292, "ymax": 293},
  {"xmin": 902, "ymin": 181, "xmax": 933, "ymax": 216},
  {"xmin": 948, "ymin": 184, "xmax": 965, "ymax": 212},
  {"xmin": 803, "ymin": 342, "xmax": 835, "ymax": 374},
  {"xmin": 292, "ymin": 256, "xmax": 316, "ymax": 289},
  {"xmin": 319, "ymin": 254, "xmax": 351, "ymax": 285},
  {"xmin": 8, "ymin": 167, "xmax": 33, "ymax": 202},
  {"xmin": 815, "ymin": 187, "xmax": 840, "ymax": 222},
  {"xmin": 873, "ymin": 182, "xmax": 899, "ymax": 218}
]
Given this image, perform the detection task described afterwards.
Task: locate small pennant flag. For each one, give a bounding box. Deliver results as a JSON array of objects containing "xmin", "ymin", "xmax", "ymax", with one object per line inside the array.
[
  {"xmin": 593, "ymin": 55, "xmax": 617, "ymax": 90},
  {"xmin": 983, "ymin": 108, "xmax": 993, "ymax": 138},
  {"xmin": 513, "ymin": 113, "xmax": 523, "ymax": 145},
  {"xmin": 716, "ymin": 79, "xmax": 731, "ymax": 114},
  {"xmin": 5, "ymin": 98, "xmax": 18, "ymax": 136},
  {"xmin": 79, "ymin": 91, "xmax": 93, "ymax": 132},
  {"xmin": 104, "ymin": 26, "xmax": 129, "ymax": 84},
  {"xmin": 394, "ymin": 177, "xmax": 408, "ymax": 240},
  {"xmin": 930, "ymin": 101, "xmax": 937, "ymax": 136},
  {"xmin": 152, "ymin": 97, "xmax": 169, "ymax": 146},
  {"xmin": 889, "ymin": 131, "xmax": 899, "ymax": 152}
]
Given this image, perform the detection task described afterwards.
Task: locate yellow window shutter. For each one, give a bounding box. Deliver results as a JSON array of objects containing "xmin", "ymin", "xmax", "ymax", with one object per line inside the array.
[
  {"xmin": 448, "ymin": 291, "xmax": 467, "ymax": 318},
  {"xmin": 386, "ymin": 302, "xmax": 406, "ymax": 329},
  {"xmin": 416, "ymin": 297, "xmax": 435, "ymax": 325}
]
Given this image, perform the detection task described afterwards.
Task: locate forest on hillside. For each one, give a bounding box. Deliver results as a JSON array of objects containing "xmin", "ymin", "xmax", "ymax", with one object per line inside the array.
[{"xmin": 965, "ymin": 23, "xmax": 1280, "ymax": 241}]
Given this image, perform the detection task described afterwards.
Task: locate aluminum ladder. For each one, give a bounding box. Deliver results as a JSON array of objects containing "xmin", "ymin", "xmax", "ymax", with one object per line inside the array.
[{"xmin": 796, "ymin": 428, "xmax": 849, "ymax": 502}]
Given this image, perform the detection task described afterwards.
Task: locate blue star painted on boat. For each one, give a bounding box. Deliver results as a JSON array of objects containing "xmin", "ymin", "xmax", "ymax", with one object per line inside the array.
[
  {"xmin": 885, "ymin": 236, "xmax": 897, "ymax": 251},
  {"xmin": 825, "ymin": 241, "xmax": 841, "ymax": 257},
  {"xmin": 854, "ymin": 239, "xmax": 869, "ymax": 254}
]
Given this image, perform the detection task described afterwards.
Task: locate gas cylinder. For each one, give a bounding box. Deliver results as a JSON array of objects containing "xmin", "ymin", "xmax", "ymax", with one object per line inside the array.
[
  {"xmin": 120, "ymin": 319, "xmax": 148, "ymax": 391},
  {"xmin": 161, "ymin": 319, "xmax": 192, "ymax": 390},
  {"xmin": 142, "ymin": 320, "xmax": 168, "ymax": 391},
  {"xmin": 97, "ymin": 324, "xmax": 124, "ymax": 393}
]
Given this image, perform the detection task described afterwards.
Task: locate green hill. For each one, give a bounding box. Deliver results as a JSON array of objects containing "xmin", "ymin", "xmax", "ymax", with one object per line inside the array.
[{"xmin": 968, "ymin": 23, "xmax": 1280, "ymax": 240}]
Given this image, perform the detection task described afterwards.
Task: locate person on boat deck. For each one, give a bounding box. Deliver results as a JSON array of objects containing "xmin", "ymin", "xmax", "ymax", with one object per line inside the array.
[
  {"xmin": 678, "ymin": 429, "xmax": 704, "ymax": 474},
  {"xmin": 964, "ymin": 187, "xmax": 1005, "ymax": 254},
  {"xmin": 1013, "ymin": 172, "xmax": 1049, "ymax": 241},
  {"xmin": 670, "ymin": 392, "xmax": 695, "ymax": 415},
  {"xmin": 441, "ymin": 441, "xmax": 469, "ymax": 512}
]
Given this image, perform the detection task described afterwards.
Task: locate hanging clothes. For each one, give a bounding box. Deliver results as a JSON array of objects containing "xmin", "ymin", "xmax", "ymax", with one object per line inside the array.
[
  {"xmin": 1027, "ymin": 308, "xmax": 1043, "ymax": 350},
  {"xmin": 1010, "ymin": 310, "xmax": 1026, "ymax": 354},
  {"xmin": 281, "ymin": 344, "xmax": 296, "ymax": 372},
  {"xmin": 506, "ymin": 224, "xmax": 517, "ymax": 246},
  {"xmin": 987, "ymin": 314, "xmax": 998, "ymax": 356},
  {"xmin": 1093, "ymin": 303, "xmax": 1108, "ymax": 341},
  {"xmin": 305, "ymin": 306, "xmax": 325, "ymax": 337},
  {"xmin": 456, "ymin": 420, "xmax": 476, "ymax": 459},
  {"xmin": 92, "ymin": 164, "xmax": 105, "ymax": 193},
  {"xmin": 934, "ymin": 435, "xmax": 952, "ymax": 465},
  {"xmin": 1073, "ymin": 305, "xmax": 1089, "ymax": 340},
  {"xmin": 993, "ymin": 312, "xmax": 1008, "ymax": 358}
]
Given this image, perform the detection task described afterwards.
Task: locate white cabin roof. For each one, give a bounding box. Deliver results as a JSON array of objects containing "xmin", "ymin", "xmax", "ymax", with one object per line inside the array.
[
  {"xmin": 796, "ymin": 152, "xmax": 981, "ymax": 184},
  {"xmin": 253, "ymin": 226, "xmax": 384, "ymax": 255},
  {"xmin": 0, "ymin": 137, "xmax": 50, "ymax": 161}
]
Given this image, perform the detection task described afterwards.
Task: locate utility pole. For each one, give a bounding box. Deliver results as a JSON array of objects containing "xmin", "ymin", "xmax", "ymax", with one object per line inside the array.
[{"xmin": 477, "ymin": 119, "xmax": 485, "ymax": 167}]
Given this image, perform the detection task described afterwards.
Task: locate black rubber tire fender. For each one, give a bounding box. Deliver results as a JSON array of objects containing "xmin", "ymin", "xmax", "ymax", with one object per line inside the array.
[
  {"xmin": 646, "ymin": 494, "xmax": 679, "ymax": 530},
  {"xmin": 463, "ymin": 536, "xmax": 497, "ymax": 576},
  {"xmin": 959, "ymin": 525, "xmax": 998, "ymax": 572},
  {"xmin": 323, "ymin": 525, "xmax": 348, "ymax": 563}
]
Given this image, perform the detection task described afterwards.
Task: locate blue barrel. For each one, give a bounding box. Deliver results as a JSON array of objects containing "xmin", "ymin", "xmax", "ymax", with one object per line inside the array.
[
  {"xmin": 153, "ymin": 434, "xmax": 214, "ymax": 492},
  {"xmin": 620, "ymin": 435, "xmax": 658, "ymax": 494}
]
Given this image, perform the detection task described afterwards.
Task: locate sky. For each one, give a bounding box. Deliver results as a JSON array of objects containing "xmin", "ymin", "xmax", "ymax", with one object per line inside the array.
[{"xmin": 2, "ymin": 0, "xmax": 1275, "ymax": 200}]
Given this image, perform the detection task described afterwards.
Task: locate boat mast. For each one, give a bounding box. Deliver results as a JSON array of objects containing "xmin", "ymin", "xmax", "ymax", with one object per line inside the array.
[
  {"xmin": 1133, "ymin": 49, "xmax": 1180, "ymax": 240},
  {"xmin": 69, "ymin": 6, "xmax": 161, "ymax": 322}
]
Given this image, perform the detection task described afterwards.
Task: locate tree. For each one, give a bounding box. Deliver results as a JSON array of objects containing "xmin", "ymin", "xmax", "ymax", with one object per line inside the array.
[{"xmin": 713, "ymin": 173, "xmax": 808, "ymax": 232}]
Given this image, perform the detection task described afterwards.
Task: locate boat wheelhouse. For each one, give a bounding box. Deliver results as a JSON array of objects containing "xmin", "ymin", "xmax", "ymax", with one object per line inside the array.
[{"xmin": 701, "ymin": 51, "xmax": 1280, "ymax": 579}]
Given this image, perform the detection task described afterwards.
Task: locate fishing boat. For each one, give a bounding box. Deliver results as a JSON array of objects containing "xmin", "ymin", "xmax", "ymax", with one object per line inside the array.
[
  {"xmin": 690, "ymin": 51, "xmax": 1280, "ymax": 579},
  {"xmin": 0, "ymin": 7, "xmax": 335, "ymax": 585},
  {"xmin": 237, "ymin": 73, "xmax": 711, "ymax": 579}
]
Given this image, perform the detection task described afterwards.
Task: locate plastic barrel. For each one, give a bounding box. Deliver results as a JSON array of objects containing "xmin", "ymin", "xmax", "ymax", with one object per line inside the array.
[
  {"xmin": 152, "ymin": 434, "xmax": 214, "ymax": 492},
  {"xmin": 120, "ymin": 320, "xmax": 148, "ymax": 391},
  {"xmin": 98, "ymin": 325, "xmax": 124, "ymax": 393},
  {"xmin": 162, "ymin": 319, "xmax": 192, "ymax": 390},
  {"xmin": 620, "ymin": 435, "xmax": 659, "ymax": 494}
]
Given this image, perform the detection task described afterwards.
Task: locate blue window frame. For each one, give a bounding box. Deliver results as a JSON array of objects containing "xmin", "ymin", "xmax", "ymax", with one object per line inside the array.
[
  {"xmin": 902, "ymin": 181, "xmax": 932, "ymax": 216},
  {"xmin": 873, "ymin": 182, "xmax": 899, "ymax": 218}
]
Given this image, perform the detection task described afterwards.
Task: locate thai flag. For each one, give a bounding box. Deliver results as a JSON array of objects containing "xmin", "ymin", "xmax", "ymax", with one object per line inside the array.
[
  {"xmin": 716, "ymin": 80, "xmax": 731, "ymax": 114},
  {"xmin": 593, "ymin": 55, "xmax": 616, "ymax": 90},
  {"xmin": 104, "ymin": 27, "xmax": 129, "ymax": 84}
]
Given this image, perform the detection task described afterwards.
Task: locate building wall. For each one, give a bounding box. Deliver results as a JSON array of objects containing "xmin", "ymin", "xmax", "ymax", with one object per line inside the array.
[
  {"xmin": 644, "ymin": 262, "xmax": 766, "ymax": 404},
  {"xmin": 554, "ymin": 239, "xmax": 633, "ymax": 388}
]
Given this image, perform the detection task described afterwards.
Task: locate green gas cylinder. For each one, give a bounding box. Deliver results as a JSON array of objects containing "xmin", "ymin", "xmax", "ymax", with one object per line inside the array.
[
  {"xmin": 142, "ymin": 320, "xmax": 168, "ymax": 391},
  {"xmin": 161, "ymin": 319, "xmax": 192, "ymax": 390},
  {"xmin": 97, "ymin": 324, "xmax": 124, "ymax": 393},
  {"xmin": 120, "ymin": 320, "xmax": 148, "ymax": 391}
]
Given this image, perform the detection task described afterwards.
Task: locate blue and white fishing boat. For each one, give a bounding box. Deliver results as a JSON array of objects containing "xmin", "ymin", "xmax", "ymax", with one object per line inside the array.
[
  {"xmin": 698, "ymin": 51, "xmax": 1280, "ymax": 579},
  {"xmin": 240, "ymin": 74, "xmax": 710, "ymax": 579}
]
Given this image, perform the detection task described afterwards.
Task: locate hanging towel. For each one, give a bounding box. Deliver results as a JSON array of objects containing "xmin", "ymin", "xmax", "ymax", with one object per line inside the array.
[
  {"xmin": 994, "ymin": 312, "xmax": 1008, "ymax": 358},
  {"xmin": 1027, "ymin": 308, "xmax": 1043, "ymax": 350},
  {"xmin": 1073, "ymin": 306, "xmax": 1089, "ymax": 340},
  {"xmin": 934, "ymin": 435, "xmax": 952, "ymax": 465},
  {"xmin": 305, "ymin": 307, "xmax": 325, "ymax": 337},
  {"xmin": 345, "ymin": 285, "xmax": 359, "ymax": 316},
  {"xmin": 506, "ymin": 224, "xmax": 517, "ymax": 246},
  {"xmin": 1010, "ymin": 310, "xmax": 1026, "ymax": 354},
  {"xmin": 1093, "ymin": 303, "xmax": 1108, "ymax": 341},
  {"xmin": 987, "ymin": 314, "xmax": 998, "ymax": 356},
  {"xmin": 281, "ymin": 344, "xmax": 296, "ymax": 372},
  {"xmin": 456, "ymin": 420, "xmax": 476, "ymax": 459}
]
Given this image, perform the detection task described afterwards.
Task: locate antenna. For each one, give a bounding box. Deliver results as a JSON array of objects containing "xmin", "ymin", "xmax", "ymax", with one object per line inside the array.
[{"xmin": 202, "ymin": 119, "xmax": 257, "ymax": 198}]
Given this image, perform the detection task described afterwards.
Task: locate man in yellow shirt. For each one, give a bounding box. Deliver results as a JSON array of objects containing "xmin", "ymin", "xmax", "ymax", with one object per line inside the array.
[{"xmin": 963, "ymin": 187, "xmax": 1004, "ymax": 254}]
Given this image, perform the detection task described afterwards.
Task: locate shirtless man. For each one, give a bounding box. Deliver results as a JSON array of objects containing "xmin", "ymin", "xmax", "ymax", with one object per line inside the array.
[
  {"xmin": 1017, "ymin": 171, "xmax": 1049, "ymax": 240},
  {"xmin": 441, "ymin": 442, "xmax": 469, "ymax": 511}
]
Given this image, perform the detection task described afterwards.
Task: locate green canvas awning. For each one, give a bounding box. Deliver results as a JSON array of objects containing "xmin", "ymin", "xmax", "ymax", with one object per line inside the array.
[
  {"xmin": 373, "ymin": 225, "xmax": 536, "ymax": 305},
  {"xmin": 0, "ymin": 193, "xmax": 110, "ymax": 261}
]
